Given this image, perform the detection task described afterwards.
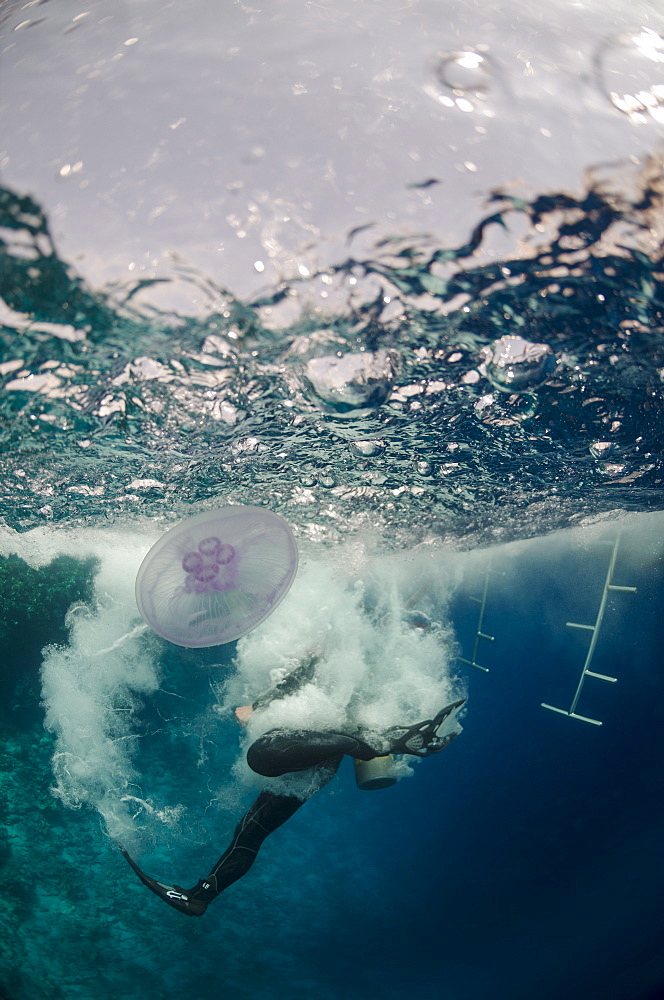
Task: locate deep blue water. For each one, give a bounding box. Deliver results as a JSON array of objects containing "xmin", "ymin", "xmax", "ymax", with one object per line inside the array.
[{"xmin": 1, "ymin": 513, "xmax": 663, "ymax": 1000}]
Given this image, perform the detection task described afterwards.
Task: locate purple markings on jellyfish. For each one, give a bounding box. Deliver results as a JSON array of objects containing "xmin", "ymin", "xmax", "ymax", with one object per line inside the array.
[
  {"xmin": 182, "ymin": 535, "xmax": 238, "ymax": 594},
  {"xmin": 217, "ymin": 543, "xmax": 235, "ymax": 565},
  {"xmin": 198, "ymin": 536, "xmax": 221, "ymax": 559},
  {"xmin": 193, "ymin": 563, "xmax": 220, "ymax": 584},
  {"xmin": 182, "ymin": 551, "xmax": 203, "ymax": 574}
]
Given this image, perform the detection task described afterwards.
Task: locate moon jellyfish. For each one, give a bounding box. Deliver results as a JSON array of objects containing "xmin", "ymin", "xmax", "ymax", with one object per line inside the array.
[{"xmin": 135, "ymin": 506, "xmax": 299, "ymax": 647}]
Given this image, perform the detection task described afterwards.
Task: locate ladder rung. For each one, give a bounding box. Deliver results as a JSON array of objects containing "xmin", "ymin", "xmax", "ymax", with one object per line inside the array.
[
  {"xmin": 607, "ymin": 585, "xmax": 637, "ymax": 593},
  {"xmin": 458, "ymin": 658, "xmax": 489, "ymax": 673},
  {"xmin": 566, "ymin": 622, "xmax": 595, "ymax": 631},
  {"xmin": 569, "ymin": 712, "xmax": 603, "ymax": 726},
  {"xmin": 469, "ymin": 596, "xmax": 482, "ymax": 604},
  {"xmin": 541, "ymin": 703, "xmax": 603, "ymax": 725},
  {"xmin": 585, "ymin": 670, "xmax": 617, "ymax": 682},
  {"xmin": 477, "ymin": 632, "xmax": 494, "ymax": 641}
]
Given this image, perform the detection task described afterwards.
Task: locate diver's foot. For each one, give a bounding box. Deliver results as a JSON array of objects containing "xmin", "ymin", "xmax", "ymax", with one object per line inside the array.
[
  {"xmin": 384, "ymin": 698, "xmax": 466, "ymax": 757},
  {"xmin": 121, "ymin": 849, "xmax": 210, "ymax": 917}
]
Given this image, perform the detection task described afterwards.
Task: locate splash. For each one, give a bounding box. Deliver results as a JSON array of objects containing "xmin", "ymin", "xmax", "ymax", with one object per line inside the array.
[
  {"xmin": 0, "ymin": 524, "xmax": 164, "ymax": 848},
  {"xmin": 0, "ymin": 521, "xmax": 463, "ymax": 843},
  {"xmin": 223, "ymin": 548, "xmax": 464, "ymax": 799}
]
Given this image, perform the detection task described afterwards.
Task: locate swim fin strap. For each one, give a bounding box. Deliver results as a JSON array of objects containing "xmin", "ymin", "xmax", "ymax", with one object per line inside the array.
[{"xmin": 385, "ymin": 698, "xmax": 466, "ymax": 757}]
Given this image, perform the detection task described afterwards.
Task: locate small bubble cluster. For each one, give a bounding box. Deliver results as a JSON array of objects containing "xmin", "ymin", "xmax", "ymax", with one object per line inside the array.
[{"xmin": 181, "ymin": 536, "xmax": 237, "ymax": 593}]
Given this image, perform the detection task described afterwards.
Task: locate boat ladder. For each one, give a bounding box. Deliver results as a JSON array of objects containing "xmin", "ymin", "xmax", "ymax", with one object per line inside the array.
[
  {"xmin": 541, "ymin": 535, "xmax": 637, "ymax": 725},
  {"xmin": 458, "ymin": 559, "xmax": 501, "ymax": 673}
]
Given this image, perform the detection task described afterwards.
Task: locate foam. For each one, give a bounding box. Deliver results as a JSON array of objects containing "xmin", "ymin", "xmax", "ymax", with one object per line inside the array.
[
  {"xmin": 2, "ymin": 520, "xmax": 466, "ymax": 841},
  {"xmin": 0, "ymin": 522, "xmax": 166, "ymax": 846},
  {"xmin": 225, "ymin": 546, "xmax": 465, "ymax": 797}
]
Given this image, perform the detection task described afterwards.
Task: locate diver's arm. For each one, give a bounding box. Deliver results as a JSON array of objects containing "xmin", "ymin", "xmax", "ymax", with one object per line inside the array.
[
  {"xmin": 233, "ymin": 650, "xmax": 320, "ymax": 723},
  {"xmin": 249, "ymin": 650, "xmax": 320, "ymax": 712}
]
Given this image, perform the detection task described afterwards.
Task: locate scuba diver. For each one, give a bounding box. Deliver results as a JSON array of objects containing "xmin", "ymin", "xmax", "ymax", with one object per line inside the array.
[{"xmin": 122, "ymin": 652, "xmax": 465, "ymax": 917}]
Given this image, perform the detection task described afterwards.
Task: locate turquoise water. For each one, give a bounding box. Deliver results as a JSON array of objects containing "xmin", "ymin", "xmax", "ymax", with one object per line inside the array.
[{"xmin": 1, "ymin": 159, "xmax": 664, "ymax": 999}]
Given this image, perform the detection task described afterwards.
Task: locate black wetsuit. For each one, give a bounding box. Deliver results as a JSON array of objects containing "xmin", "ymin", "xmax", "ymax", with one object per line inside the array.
[
  {"xmin": 190, "ymin": 737, "xmax": 376, "ymax": 905},
  {"xmin": 188, "ymin": 654, "xmax": 381, "ymax": 906},
  {"xmin": 122, "ymin": 653, "xmax": 463, "ymax": 915}
]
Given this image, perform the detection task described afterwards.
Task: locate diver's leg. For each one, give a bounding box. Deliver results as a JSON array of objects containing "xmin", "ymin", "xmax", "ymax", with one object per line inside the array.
[
  {"xmin": 186, "ymin": 792, "xmax": 311, "ymax": 903},
  {"xmin": 123, "ymin": 761, "xmax": 341, "ymax": 916},
  {"xmin": 246, "ymin": 729, "xmax": 378, "ymax": 777},
  {"xmin": 246, "ymin": 699, "xmax": 465, "ymax": 778},
  {"xmin": 183, "ymin": 760, "xmax": 341, "ymax": 910}
]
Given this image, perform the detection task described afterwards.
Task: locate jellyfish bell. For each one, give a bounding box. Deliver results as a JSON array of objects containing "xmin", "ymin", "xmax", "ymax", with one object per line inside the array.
[{"xmin": 135, "ymin": 506, "xmax": 299, "ymax": 647}]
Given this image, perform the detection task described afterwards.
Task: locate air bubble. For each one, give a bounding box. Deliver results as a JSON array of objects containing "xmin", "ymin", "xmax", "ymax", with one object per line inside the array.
[
  {"xmin": 435, "ymin": 50, "xmax": 493, "ymax": 93},
  {"xmin": 590, "ymin": 441, "xmax": 615, "ymax": 459},
  {"xmin": 594, "ymin": 27, "xmax": 664, "ymax": 124},
  {"xmin": 351, "ymin": 440, "xmax": 384, "ymax": 457},
  {"xmin": 479, "ymin": 335, "xmax": 556, "ymax": 392},
  {"xmin": 303, "ymin": 350, "xmax": 400, "ymax": 418},
  {"xmin": 425, "ymin": 49, "xmax": 497, "ymax": 110}
]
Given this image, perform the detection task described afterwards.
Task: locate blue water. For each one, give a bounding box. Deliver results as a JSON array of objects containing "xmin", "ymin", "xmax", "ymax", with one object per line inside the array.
[
  {"xmin": 1, "ymin": 518, "xmax": 663, "ymax": 1000},
  {"xmin": 2, "ymin": 3, "xmax": 664, "ymax": 995}
]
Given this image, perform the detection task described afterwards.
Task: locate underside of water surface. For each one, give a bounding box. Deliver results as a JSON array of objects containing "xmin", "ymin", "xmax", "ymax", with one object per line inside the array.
[{"xmin": 1, "ymin": 161, "xmax": 664, "ymax": 547}]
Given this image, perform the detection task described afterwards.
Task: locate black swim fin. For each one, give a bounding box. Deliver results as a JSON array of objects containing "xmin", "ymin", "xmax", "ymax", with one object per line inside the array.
[
  {"xmin": 386, "ymin": 698, "xmax": 466, "ymax": 757},
  {"xmin": 120, "ymin": 849, "xmax": 208, "ymax": 917}
]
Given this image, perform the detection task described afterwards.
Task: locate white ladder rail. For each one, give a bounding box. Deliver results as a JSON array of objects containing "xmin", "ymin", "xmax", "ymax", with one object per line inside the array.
[
  {"xmin": 458, "ymin": 560, "xmax": 500, "ymax": 673},
  {"xmin": 541, "ymin": 535, "xmax": 637, "ymax": 726}
]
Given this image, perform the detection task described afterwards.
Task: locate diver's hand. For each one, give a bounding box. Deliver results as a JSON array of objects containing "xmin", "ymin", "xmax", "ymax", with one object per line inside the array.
[{"xmin": 234, "ymin": 705, "xmax": 254, "ymax": 725}]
